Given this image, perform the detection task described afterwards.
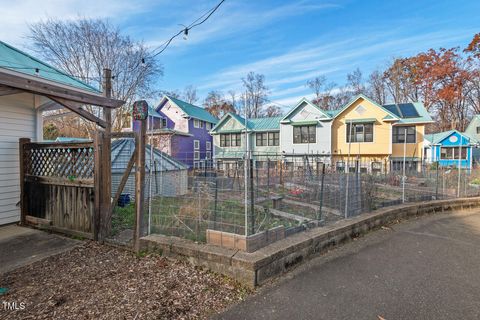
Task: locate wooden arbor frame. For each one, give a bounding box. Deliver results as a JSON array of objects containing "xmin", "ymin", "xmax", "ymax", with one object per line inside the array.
[{"xmin": 0, "ymin": 67, "xmax": 124, "ymax": 241}]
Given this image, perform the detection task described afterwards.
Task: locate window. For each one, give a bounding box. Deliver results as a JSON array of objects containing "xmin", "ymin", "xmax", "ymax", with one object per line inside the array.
[
  {"xmin": 268, "ymin": 132, "xmax": 279, "ymax": 146},
  {"xmin": 206, "ymin": 122, "xmax": 212, "ymax": 130},
  {"xmin": 194, "ymin": 151, "xmax": 200, "ymax": 160},
  {"xmin": 220, "ymin": 133, "xmax": 241, "ymax": 147},
  {"xmin": 199, "ymin": 120, "xmax": 204, "ymax": 128},
  {"xmin": 206, "ymin": 151, "xmax": 211, "ymax": 159},
  {"xmin": 346, "ymin": 123, "xmax": 373, "ymax": 142},
  {"xmin": 161, "ymin": 118, "xmax": 167, "ymax": 128},
  {"xmin": 293, "ymin": 125, "xmax": 316, "ymax": 144},
  {"xmin": 206, "ymin": 141, "xmax": 211, "ymax": 150},
  {"xmin": 194, "ymin": 140, "xmax": 200, "ymax": 150},
  {"xmin": 440, "ymin": 147, "xmax": 467, "ymax": 160},
  {"xmin": 194, "ymin": 161, "xmax": 200, "ymax": 168},
  {"xmin": 256, "ymin": 133, "xmax": 268, "ymax": 146},
  {"xmin": 477, "ymin": 126, "xmax": 480, "ymax": 134},
  {"xmin": 392, "ymin": 126, "xmax": 416, "ymax": 143},
  {"xmin": 194, "ymin": 119, "xmax": 200, "ymax": 128}
]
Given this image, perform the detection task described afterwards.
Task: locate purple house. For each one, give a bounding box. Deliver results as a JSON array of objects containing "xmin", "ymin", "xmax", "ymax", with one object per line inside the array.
[{"xmin": 135, "ymin": 95, "xmax": 218, "ymax": 169}]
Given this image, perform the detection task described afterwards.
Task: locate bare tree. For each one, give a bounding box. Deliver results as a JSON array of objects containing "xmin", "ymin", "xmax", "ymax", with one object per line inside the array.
[
  {"xmin": 241, "ymin": 72, "xmax": 269, "ymax": 118},
  {"xmin": 306, "ymin": 76, "xmax": 326, "ymax": 102},
  {"xmin": 28, "ymin": 18, "xmax": 163, "ymax": 136},
  {"xmin": 263, "ymin": 105, "xmax": 283, "ymax": 117},
  {"xmin": 183, "ymin": 85, "xmax": 198, "ymax": 104},
  {"xmin": 306, "ymin": 76, "xmax": 338, "ymax": 110},
  {"xmin": 346, "ymin": 68, "xmax": 366, "ymax": 95},
  {"xmin": 368, "ymin": 69, "xmax": 387, "ymax": 105}
]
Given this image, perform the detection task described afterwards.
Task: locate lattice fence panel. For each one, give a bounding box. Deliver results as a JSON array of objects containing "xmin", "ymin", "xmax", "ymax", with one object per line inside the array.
[{"xmin": 24, "ymin": 144, "xmax": 95, "ymax": 179}]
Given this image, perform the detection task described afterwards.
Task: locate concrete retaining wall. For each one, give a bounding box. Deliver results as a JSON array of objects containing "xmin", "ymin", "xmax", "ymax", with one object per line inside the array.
[{"xmin": 140, "ymin": 197, "xmax": 480, "ymax": 288}]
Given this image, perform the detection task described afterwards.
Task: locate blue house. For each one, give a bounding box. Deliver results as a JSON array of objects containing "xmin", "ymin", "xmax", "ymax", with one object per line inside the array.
[{"xmin": 424, "ymin": 130, "xmax": 477, "ymax": 169}]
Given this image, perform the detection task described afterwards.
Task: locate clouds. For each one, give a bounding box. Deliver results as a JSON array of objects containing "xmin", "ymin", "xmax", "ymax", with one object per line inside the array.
[{"xmin": 0, "ymin": 0, "xmax": 155, "ymax": 46}]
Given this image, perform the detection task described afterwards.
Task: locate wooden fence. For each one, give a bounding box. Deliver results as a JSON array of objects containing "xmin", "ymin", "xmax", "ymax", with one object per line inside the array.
[{"xmin": 19, "ymin": 138, "xmax": 100, "ymax": 239}]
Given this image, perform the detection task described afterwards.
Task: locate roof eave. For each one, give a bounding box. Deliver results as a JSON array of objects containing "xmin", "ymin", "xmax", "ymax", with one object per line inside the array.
[{"xmin": 0, "ymin": 68, "xmax": 124, "ymax": 108}]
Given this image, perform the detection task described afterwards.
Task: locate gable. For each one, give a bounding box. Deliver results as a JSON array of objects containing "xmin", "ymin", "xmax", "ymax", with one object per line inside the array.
[
  {"xmin": 465, "ymin": 116, "xmax": 480, "ymax": 137},
  {"xmin": 282, "ymin": 98, "xmax": 329, "ymax": 123},
  {"xmin": 335, "ymin": 96, "xmax": 391, "ymax": 122},
  {"xmin": 289, "ymin": 101, "xmax": 327, "ymax": 122},
  {"xmin": 214, "ymin": 114, "xmax": 245, "ymax": 132}
]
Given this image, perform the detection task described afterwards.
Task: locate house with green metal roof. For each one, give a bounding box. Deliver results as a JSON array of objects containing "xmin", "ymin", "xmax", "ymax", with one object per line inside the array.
[
  {"xmin": 279, "ymin": 97, "xmax": 333, "ymax": 169},
  {"xmin": 423, "ymin": 130, "xmax": 477, "ymax": 169},
  {"xmin": 132, "ymin": 95, "xmax": 219, "ymax": 169},
  {"xmin": 210, "ymin": 112, "xmax": 282, "ymax": 170},
  {"xmin": 0, "ymin": 40, "xmax": 123, "ymax": 225}
]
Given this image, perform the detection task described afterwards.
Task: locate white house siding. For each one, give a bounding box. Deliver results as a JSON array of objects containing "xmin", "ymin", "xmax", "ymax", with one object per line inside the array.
[
  {"xmin": 160, "ymin": 101, "xmax": 188, "ymax": 133},
  {"xmin": 0, "ymin": 93, "xmax": 38, "ymax": 225}
]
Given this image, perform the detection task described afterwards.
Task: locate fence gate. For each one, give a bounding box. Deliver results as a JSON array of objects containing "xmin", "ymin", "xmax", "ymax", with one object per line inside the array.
[{"xmin": 19, "ymin": 138, "xmax": 98, "ymax": 239}]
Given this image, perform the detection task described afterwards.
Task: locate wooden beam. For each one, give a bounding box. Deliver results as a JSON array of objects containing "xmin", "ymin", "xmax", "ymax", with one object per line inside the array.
[
  {"xmin": 47, "ymin": 96, "xmax": 107, "ymax": 128},
  {"xmin": 0, "ymin": 84, "xmax": 23, "ymax": 96},
  {"xmin": 111, "ymin": 151, "xmax": 136, "ymax": 211},
  {"xmin": 0, "ymin": 68, "xmax": 124, "ymax": 108}
]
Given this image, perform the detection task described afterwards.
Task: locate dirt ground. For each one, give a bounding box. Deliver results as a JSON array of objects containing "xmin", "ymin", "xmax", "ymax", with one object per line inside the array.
[{"xmin": 0, "ymin": 242, "xmax": 250, "ymax": 320}]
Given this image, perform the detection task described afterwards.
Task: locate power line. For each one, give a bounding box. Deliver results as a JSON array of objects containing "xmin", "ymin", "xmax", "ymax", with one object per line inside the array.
[{"xmin": 150, "ymin": 0, "xmax": 226, "ymax": 58}]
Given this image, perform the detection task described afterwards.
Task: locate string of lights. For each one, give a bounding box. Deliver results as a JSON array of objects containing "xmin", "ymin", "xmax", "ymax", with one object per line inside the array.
[{"xmin": 150, "ymin": 0, "xmax": 226, "ymax": 58}]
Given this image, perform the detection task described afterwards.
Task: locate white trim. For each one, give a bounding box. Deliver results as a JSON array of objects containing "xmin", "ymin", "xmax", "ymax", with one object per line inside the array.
[{"xmin": 194, "ymin": 140, "xmax": 200, "ymax": 150}]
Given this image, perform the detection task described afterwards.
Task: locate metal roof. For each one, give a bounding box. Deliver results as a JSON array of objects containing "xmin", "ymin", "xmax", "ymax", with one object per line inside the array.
[
  {"xmin": 211, "ymin": 113, "xmax": 281, "ymax": 133},
  {"xmin": 165, "ymin": 95, "xmax": 218, "ymax": 124},
  {"xmin": 0, "ymin": 40, "xmax": 100, "ymax": 94},
  {"xmin": 111, "ymin": 138, "xmax": 187, "ymax": 173},
  {"xmin": 424, "ymin": 130, "xmax": 477, "ymax": 145}
]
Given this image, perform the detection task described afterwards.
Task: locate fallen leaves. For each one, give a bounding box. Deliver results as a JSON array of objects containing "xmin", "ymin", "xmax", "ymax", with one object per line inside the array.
[{"xmin": 1, "ymin": 242, "xmax": 250, "ymax": 319}]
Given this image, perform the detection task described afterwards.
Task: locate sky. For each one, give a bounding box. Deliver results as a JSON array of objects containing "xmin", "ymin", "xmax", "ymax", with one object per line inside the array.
[{"xmin": 1, "ymin": 0, "xmax": 480, "ymax": 111}]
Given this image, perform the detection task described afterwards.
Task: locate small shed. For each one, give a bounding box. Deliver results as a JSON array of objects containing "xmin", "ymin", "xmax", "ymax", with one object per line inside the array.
[{"xmin": 111, "ymin": 138, "xmax": 188, "ymax": 197}]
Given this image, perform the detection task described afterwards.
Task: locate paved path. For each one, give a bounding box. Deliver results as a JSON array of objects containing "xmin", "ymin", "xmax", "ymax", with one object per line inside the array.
[
  {"xmin": 216, "ymin": 210, "xmax": 480, "ymax": 320},
  {"xmin": 0, "ymin": 225, "xmax": 79, "ymax": 274}
]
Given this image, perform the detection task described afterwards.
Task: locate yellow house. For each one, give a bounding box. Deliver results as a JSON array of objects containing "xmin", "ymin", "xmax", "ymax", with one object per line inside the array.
[{"xmin": 330, "ymin": 95, "xmax": 433, "ymax": 173}]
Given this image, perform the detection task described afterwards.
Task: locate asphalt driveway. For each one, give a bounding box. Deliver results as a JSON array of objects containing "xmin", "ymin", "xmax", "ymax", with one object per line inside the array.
[{"xmin": 216, "ymin": 209, "xmax": 480, "ymax": 320}]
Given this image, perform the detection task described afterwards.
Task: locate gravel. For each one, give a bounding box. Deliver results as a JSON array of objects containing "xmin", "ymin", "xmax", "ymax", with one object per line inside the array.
[{"xmin": 1, "ymin": 242, "xmax": 250, "ymax": 319}]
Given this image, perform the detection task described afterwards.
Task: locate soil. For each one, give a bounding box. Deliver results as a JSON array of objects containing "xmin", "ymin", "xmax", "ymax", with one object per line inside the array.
[{"xmin": 0, "ymin": 242, "xmax": 250, "ymax": 320}]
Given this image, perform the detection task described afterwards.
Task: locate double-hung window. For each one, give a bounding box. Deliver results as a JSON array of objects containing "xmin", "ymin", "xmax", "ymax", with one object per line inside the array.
[
  {"xmin": 220, "ymin": 133, "xmax": 241, "ymax": 147},
  {"xmin": 268, "ymin": 132, "xmax": 279, "ymax": 146},
  {"xmin": 293, "ymin": 125, "xmax": 316, "ymax": 144},
  {"xmin": 392, "ymin": 126, "xmax": 416, "ymax": 143},
  {"xmin": 346, "ymin": 123, "xmax": 373, "ymax": 142},
  {"xmin": 194, "ymin": 140, "xmax": 200, "ymax": 160},
  {"xmin": 256, "ymin": 132, "xmax": 268, "ymax": 146}
]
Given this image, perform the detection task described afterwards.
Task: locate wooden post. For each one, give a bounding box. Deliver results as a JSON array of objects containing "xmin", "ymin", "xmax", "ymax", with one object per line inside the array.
[
  {"xmin": 317, "ymin": 163, "xmax": 326, "ymax": 221},
  {"xmin": 133, "ymin": 118, "xmax": 147, "ymax": 252},
  {"xmin": 18, "ymin": 138, "xmax": 30, "ymax": 226},
  {"xmin": 100, "ymin": 68, "xmax": 112, "ymax": 241},
  {"xmin": 93, "ymin": 132, "xmax": 103, "ymax": 241}
]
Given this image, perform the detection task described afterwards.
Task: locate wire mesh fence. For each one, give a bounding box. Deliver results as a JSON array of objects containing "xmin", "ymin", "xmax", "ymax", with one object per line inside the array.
[{"xmin": 107, "ymin": 147, "xmax": 480, "ymax": 248}]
